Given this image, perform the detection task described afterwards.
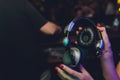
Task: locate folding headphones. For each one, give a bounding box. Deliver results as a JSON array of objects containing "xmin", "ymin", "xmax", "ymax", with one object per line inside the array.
[{"xmin": 62, "ymin": 17, "xmax": 104, "ymax": 67}]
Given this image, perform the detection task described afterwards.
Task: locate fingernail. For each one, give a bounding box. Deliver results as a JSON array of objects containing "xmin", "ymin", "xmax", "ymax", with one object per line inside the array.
[
  {"xmin": 60, "ymin": 64, "xmax": 64, "ymax": 69},
  {"xmin": 55, "ymin": 67, "xmax": 58, "ymax": 72}
]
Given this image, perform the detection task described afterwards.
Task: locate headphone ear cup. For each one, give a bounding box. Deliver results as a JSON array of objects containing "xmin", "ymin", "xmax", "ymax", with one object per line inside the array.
[{"xmin": 63, "ymin": 47, "xmax": 81, "ymax": 67}]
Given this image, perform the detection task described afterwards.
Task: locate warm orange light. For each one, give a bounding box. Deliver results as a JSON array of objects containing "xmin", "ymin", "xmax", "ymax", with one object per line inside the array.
[
  {"xmin": 118, "ymin": 7, "xmax": 120, "ymax": 12},
  {"xmin": 117, "ymin": 0, "xmax": 120, "ymax": 4}
]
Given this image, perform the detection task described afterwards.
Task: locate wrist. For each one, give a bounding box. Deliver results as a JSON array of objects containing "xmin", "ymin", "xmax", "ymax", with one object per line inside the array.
[
  {"xmin": 100, "ymin": 50, "xmax": 120, "ymax": 80},
  {"xmin": 100, "ymin": 47, "xmax": 113, "ymax": 61}
]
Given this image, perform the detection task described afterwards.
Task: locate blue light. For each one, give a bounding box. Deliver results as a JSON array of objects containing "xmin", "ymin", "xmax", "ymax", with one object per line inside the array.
[{"xmin": 68, "ymin": 22, "xmax": 75, "ymax": 31}]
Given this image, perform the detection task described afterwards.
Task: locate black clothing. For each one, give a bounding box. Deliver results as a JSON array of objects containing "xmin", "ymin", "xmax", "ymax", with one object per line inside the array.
[{"xmin": 0, "ymin": 0, "xmax": 48, "ymax": 80}]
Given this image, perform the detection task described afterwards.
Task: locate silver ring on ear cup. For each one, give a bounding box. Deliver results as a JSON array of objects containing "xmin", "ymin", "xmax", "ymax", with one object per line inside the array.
[{"xmin": 78, "ymin": 27, "xmax": 94, "ymax": 47}]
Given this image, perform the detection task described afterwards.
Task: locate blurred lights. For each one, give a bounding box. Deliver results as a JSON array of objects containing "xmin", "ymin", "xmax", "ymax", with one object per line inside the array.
[
  {"xmin": 117, "ymin": 0, "xmax": 120, "ymax": 13},
  {"xmin": 118, "ymin": 8, "xmax": 120, "ymax": 12},
  {"xmin": 117, "ymin": 0, "xmax": 120, "ymax": 4},
  {"xmin": 63, "ymin": 37, "xmax": 70, "ymax": 46}
]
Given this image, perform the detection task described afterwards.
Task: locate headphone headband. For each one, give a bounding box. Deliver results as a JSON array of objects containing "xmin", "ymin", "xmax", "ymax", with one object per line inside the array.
[{"xmin": 64, "ymin": 17, "xmax": 96, "ymax": 34}]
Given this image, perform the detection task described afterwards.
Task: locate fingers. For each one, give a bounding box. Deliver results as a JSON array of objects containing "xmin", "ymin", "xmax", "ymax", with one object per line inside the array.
[
  {"xmin": 59, "ymin": 64, "xmax": 83, "ymax": 78},
  {"xmin": 96, "ymin": 24, "xmax": 111, "ymax": 46},
  {"xmin": 96, "ymin": 24, "xmax": 113, "ymax": 57},
  {"xmin": 57, "ymin": 64, "xmax": 85, "ymax": 79},
  {"xmin": 55, "ymin": 64, "xmax": 94, "ymax": 80},
  {"xmin": 96, "ymin": 24, "xmax": 110, "ymax": 44},
  {"xmin": 76, "ymin": 27, "xmax": 83, "ymax": 35},
  {"xmin": 55, "ymin": 64, "xmax": 83, "ymax": 80},
  {"xmin": 55, "ymin": 66, "xmax": 73, "ymax": 80},
  {"xmin": 75, "ymin": 27, "xmax": 82, "ymax": 45}
]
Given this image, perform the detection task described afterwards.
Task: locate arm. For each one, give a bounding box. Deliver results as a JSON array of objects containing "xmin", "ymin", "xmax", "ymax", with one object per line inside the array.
[
  {"xmin": 40, "ymin": 21, "xmax": 62, "ymax": 35},
  {"xmin": 97, "ymin": 25, "xmax": 120, "ymax": 80},
  {"xmin": 25, "ymin": 1, "xmax": 62, "ymax": 35}
]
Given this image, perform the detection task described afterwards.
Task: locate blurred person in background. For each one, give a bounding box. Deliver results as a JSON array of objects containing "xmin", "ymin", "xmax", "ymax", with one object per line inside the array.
[
  {"xmin": 73, "ymin": 5, "xmax": 95, "ymax": 18},
  {"xmin": 102, "ymin": 0, "xmax": 115, "ymax": 15},
  {"xmin": 73, "ymin": 5, "xmax": 83, "ymax": 17},
  {"xmin": 0, "ymin": 0, "xmax": 61, "ymax": 80},
  {"xmin": 105, "ymin": 0, "xmax": 115, "ymax": 15}
]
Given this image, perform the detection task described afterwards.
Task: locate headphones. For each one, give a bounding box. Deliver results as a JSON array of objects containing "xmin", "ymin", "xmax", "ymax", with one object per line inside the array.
[{"xmin": 62, "ymin": 17, "xmax": 104, "ymax": 67}]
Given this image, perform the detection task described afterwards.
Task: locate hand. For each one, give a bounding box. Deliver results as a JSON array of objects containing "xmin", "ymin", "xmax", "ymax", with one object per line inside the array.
[
  {"xmin": 55, "ymin": 64, "xmax": 94, "ymax": 80},
  {"xmin": 40, "ymin": 21, "xmax": 62, "ymax": 35},
  {"xmin": 96, "ymin": 24, "xmax": 113, "ymax": 59},
  {"xmin": 97, "ymin": 24, "xmax": 120, "ymax": 80}
]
